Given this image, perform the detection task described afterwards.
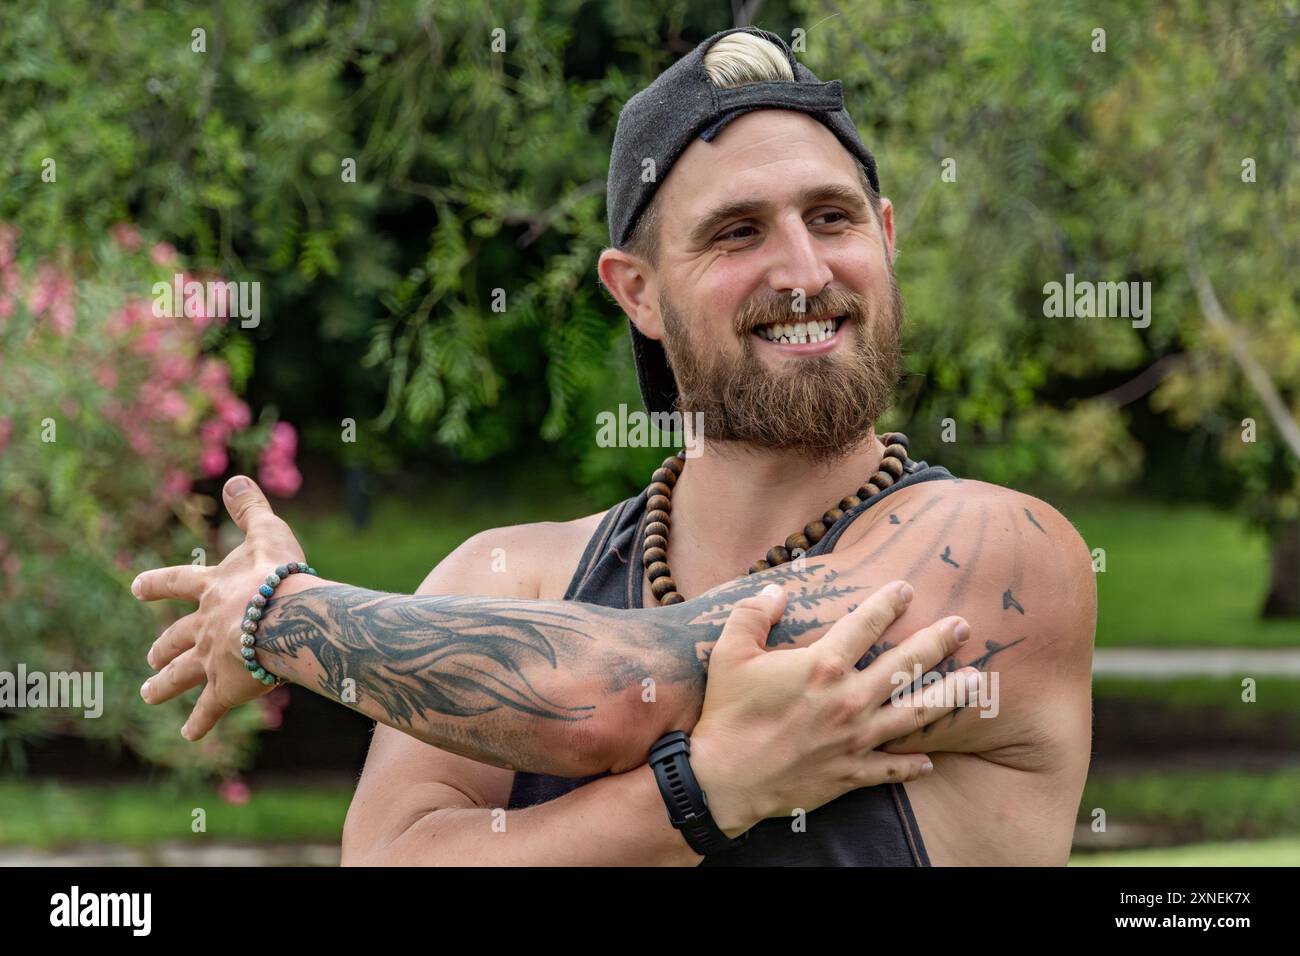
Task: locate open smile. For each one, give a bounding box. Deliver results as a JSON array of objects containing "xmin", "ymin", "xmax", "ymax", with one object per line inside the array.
[{"xmin": 750, "ymin": 314, "xmax": 847, "ymax": 354}]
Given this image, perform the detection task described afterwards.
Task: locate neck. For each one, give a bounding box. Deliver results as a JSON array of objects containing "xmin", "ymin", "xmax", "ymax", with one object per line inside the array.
[{"xmin": 666, "ymin": 430, "xmax": 884, "ymax": 589}]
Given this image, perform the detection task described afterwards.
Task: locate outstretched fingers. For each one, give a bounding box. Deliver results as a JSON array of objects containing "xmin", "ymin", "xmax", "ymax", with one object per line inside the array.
[
  {"xmin": 182, "ymin": 685, "xmax": 230, "ymax": 741},
  {"xmin": 132, "ymin": 564, "xmax": 208, "ymax": 603},
  {"xmin": 147, "ymin": 615, "xmax": 197, "ymax": 670},
  {"xmin": 140, "ymin": 647, "xmax": 205, "ymax": 705}
]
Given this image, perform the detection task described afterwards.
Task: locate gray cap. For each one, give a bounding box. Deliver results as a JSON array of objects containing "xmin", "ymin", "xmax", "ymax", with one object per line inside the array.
[{"xmin": 607, "ymin": 26, "xmax": 880, "ymax": 415}]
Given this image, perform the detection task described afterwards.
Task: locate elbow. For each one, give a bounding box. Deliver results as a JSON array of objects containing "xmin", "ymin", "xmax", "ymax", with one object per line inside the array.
[
  {"xmin": 545, "ymin": 714, "xmax": 623, "ymax": 777},
  {"xmin": 547, "ymin": 693, "xmax": 671, "ymax": 776}
]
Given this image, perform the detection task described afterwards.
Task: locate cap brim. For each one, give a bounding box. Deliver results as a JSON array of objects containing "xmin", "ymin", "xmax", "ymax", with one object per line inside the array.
[{"xmin": 629, "ymin": 320, "xmax": 678, "ymax": 415}]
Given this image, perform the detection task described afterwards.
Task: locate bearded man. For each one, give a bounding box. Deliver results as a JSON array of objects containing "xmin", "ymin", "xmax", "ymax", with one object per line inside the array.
[{"xmin": 135, "ymin": 27, "xmax": 1095, "ymax": 866}]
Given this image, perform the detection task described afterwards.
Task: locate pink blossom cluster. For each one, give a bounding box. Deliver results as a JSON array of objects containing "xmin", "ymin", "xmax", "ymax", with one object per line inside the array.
[
  {"xmin": 259, "ymin": 421, "xmax": 303, "ymax": 497},
  {"xmin": 0, "ymin": 221, "xmax": 301, "ymax": 508}
]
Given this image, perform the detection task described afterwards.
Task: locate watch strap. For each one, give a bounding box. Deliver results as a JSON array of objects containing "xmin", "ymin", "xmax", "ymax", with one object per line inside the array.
[{"xmin": 648, "ymin": 730, "xmax": 748, "ymax": 857}]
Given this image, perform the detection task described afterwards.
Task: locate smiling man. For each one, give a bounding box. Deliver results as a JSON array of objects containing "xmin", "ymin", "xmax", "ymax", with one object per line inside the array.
[{"xmin": 137, "ymin": 26, "xmax": 1096, "ymax": 866}]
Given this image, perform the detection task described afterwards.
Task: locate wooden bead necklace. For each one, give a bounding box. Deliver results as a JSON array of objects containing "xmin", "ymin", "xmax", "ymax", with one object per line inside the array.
[{"xmin": 641, "ymin": 433, "xmax": 916, "ymax": 606}]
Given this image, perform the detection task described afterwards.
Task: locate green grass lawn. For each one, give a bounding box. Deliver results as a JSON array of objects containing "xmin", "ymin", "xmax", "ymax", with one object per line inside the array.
[
  {"xmin": 1061, "ymin": 499, "xmax": 1300, "ymax": 648},
  {"xmin": 278, "ymin": 468, "xmax": 599, "ymax": 595},
  {"xmin": 0, "ymin": 780, "xmax": 351, "ymax": 848},
  {"xmin": 1070, "ymin": 836, "xmax": 1300, "ymax": 866},
  {"xmin": 1079, "ymin": 767, "xmax": 1300, "ymax": 843},
  {"xmin": 5, "ymin": 774, "xmax": 1295, "ymax": 865}
]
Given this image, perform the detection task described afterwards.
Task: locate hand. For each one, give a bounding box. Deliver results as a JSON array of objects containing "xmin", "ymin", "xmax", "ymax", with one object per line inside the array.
[
  {"xmin": 690, "ymin": 580, "xmax": 978, "ymax": 836},
  {"xmin": 134, "ymin": 475, "xmax": 313, "ymax": 740}
]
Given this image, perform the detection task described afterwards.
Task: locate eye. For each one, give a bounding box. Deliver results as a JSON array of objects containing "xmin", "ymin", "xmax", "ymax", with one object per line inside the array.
[
  {"xmin": 716, "ymin": 224, "xmax": 758, "ymax": 243},
  {"xmin": 810, "ymin": 210, "xmax": 849, "ymax": 226}
]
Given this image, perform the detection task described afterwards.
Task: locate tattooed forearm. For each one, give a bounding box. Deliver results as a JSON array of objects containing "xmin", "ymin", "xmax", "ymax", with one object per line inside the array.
[{"xmin": 254, "ymin": 564, "xmax": 867, "ymax": 775}]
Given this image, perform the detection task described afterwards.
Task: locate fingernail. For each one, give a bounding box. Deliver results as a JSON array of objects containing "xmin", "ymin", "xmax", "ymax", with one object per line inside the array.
[
  {"xmin": 180, "ymin": 724, "xmax": 191, "ymax": 740},
  {"xmin": 920, "ymin": 760, "xmax": 934, "ymax": 775},
  {"xmin": 131, "ymin": 575, "xmax": 142, "ymax": 598},
  {"xmin": 897, "ymin": 582, "xmax": 914, "ymax": 604},
  {"xmin": 225, "ymin": 476, "xmax": 252, "ymax": 498},
  {"xmin": 761, "ymin": 583, "xmax": 784, "ymax": 598},
  {"xmin": 139, "ymin": 680, "xmax": 151, "ymax": 700},
  {"xmin": 953, "ymin": 619, "xmax": 970, "ymax": 643}
]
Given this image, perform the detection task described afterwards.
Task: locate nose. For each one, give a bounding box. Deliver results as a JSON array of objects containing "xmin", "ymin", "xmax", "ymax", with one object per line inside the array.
[{"xmin": 765, "ymin": 213, "xmax": 833, "ymax": 305}]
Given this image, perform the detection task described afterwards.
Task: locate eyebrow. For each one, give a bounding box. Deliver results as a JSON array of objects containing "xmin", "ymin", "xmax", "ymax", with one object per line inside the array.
[{"xmin": 686, "ymin": 182, "xmax": 870, "ymax": 247}]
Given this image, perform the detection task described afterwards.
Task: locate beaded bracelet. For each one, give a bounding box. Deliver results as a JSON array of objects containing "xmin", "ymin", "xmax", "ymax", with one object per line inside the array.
[{"xmin": 238, "ymin": 561, "xmax": 317, "ymax": 685}]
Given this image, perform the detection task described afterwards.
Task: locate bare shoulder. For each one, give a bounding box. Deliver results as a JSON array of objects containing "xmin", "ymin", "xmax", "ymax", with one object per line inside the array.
[
  {"xmin": 417, "ymin": 508, "xmax": 613, "ymax": 600},
  {"xmin": 844, "ymin": 475, "xmax": 1096, "ymax": 767},
  {"xmin": 887, "ymin": 475, "xmax": 1096, "ymax": 642},
  {"xmin": 850, "ymin": 475, "xmax": 1095, "ymax": 601}
]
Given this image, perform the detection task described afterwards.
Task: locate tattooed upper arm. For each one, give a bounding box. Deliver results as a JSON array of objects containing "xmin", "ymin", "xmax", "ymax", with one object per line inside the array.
[{"xmin": 834, "ymin": 481, "xmax": 1096, "ymax": 769}]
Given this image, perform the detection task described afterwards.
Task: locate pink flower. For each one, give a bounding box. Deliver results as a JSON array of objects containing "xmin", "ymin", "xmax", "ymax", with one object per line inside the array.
[
  {"xmin": 27, "ymin": 265, "xmax": 74, "ymax": 334},
  {"xmin": 150, "ymin": 242, "xmax": 178, "ymax": 266},
  {"xmin": 199, "ymin": 419, "xmax": 231, "ymax": 447},
  {"xmin": 109, "ymin": 223, "xmax": 143, "ymax": 252},
  {"xmin": 259, "ymin": 697, "xmax": 284, "ymax": 730},
  {"xmin": 217, "ymin": 779, "xmax": 251, "ymax": 806},
  {"xmin": 93, "ymin": 363, "xmax": 118, "ymax": 390},
  {"xmin": 200, "ymin": 445, "xmax": 228, "ymax": 478},
  {"xmin": 268, "ymin": 421, "xmax": 298, "ymax": 457},
  {"xmin": 132, "ymin": 330, "xmax": 161, "ymax": 357},
  {"xmin": 1, "ymin": 553, "xmax": 20, "ymax": 578},
  {"xmin": 258, "ymin": 460, "xmax": 303, "ymax": 498},
  {"xmin": 215, "ymin": 395, "xmax": 251, "ymax": 432},
  {"xmin": 162, "ymin": 470, "xmax": 192, "ymax": 499},
  {"xmin": 106, "ymin": 306, "xmax": 132, "ymax": 337},
  {"xmin": 157, "ymin": 389, "xmax": 187, "ymax": 423},
  {"xmin": 197, "ymin": 358, "xmax": 230, "ymax": 396},
  {"xmin": 156, "ymin": 354, "xmax": 190, "ymax": 385},
  {"xmin": 50, "ymin": 298, "xmax": 74, "ymax": 337},
  {"xmin": 127, "ymin": 429, "xmax": 155, "ymax": 457}
]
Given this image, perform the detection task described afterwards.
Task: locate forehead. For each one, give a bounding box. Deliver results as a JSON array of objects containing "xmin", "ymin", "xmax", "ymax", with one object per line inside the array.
[{"xmin": 656, "ymin": 110, "xmax": 864, "ymax": 235}]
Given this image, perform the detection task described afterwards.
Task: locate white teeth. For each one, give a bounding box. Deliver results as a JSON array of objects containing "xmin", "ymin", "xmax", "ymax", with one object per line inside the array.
[{"xmin": 754, "ymin": 316, "xmax": 842, "ymax": 343}]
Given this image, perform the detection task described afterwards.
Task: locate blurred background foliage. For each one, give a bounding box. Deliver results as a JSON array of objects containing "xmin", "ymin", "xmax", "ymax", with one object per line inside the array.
[
  {"xmin": 3, "ymin": 0, "xmax": 1296, "ymax": 531},
  {"xmin": 1, "ymin": 0, "xmax": 1298, "ymax": 860}
]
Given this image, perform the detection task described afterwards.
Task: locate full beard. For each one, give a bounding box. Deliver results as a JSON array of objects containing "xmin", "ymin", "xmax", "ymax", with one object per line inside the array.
[{"xmin": 658, "ymin": 275, "xmax": 903, "ymax": 465}]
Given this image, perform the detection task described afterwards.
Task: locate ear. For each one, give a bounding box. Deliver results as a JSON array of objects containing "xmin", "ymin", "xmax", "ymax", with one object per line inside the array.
[
  {"xmin": 878, "ymin": 196, "xmax": 896, "ymax": 263},
  {"xmin": 597, "ymin": 247, "xmax": 664, "ymax": 341}
]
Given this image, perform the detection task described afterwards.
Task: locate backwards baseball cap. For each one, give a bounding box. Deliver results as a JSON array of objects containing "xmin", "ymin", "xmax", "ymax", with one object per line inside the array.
[{"xmin": 606, "ymin": 26, "xmax": 881, "ymax": 415}]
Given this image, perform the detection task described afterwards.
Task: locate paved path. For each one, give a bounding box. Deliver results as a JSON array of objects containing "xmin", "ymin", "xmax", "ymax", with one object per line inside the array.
[{"xmin": 1093, "ymin": 648, "xmax": 1300, "ymax": 677}]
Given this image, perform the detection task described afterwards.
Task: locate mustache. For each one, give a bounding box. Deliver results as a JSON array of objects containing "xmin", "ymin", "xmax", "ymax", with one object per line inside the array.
[{"xmin": 736, "ymin": 287, "xmax": 870, "ymax": 333}]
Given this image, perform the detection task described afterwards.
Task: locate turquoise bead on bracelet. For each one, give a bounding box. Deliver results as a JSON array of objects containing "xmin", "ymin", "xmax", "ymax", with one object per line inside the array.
[{"xmin": 242, "ymin": 561, "xmax": 318, "ymax": 686}]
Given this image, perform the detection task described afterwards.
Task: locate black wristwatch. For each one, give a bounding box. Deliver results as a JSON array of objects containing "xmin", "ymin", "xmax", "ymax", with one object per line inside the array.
[{"xmin": 648, "ymin": 730, "xmax": 748, "ymax": 857}]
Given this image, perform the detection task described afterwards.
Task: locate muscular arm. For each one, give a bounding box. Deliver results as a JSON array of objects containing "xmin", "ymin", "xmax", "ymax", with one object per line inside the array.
[
  {"xmin": 260, "ymin": 557, "xmax": 820, "ymax": 776},
  {"xmin": 343, "ymin": 524, "xmax": 703, "ymax": 866},
  {"xmin": 346, "ymin": 742, "xmax": 704, "ymax": 866},
  {"xmin": 263, "ymin": 479, "xmax": 1094, "ymax": 778}
]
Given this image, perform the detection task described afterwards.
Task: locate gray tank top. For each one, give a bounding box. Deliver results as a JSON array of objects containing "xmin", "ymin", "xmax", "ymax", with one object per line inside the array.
[{"xmin": 508, "ymin": 460, "xmax": 955, "ymax": 865}]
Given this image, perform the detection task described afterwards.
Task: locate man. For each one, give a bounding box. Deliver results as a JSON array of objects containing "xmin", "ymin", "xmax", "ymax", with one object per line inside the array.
[{"xmin": 136, "ymin": 27, "xmax": 1095, "ymax": 865}]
